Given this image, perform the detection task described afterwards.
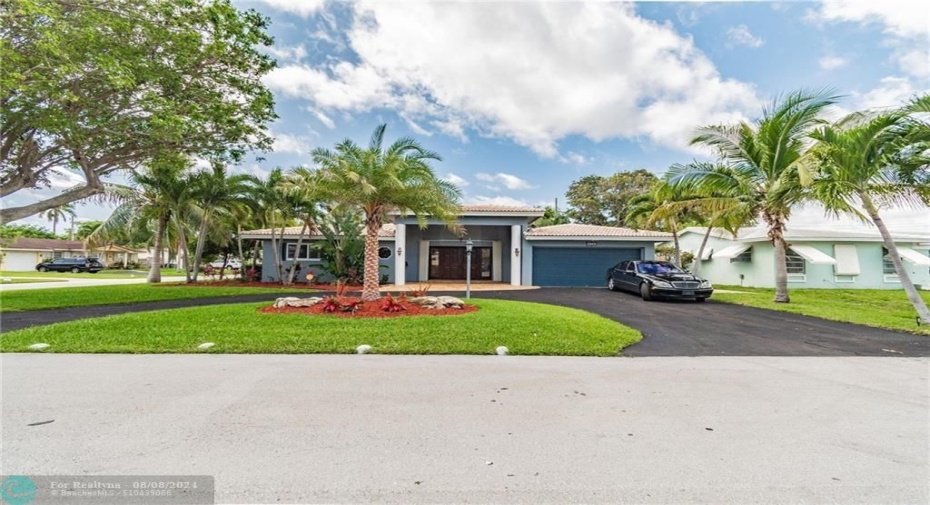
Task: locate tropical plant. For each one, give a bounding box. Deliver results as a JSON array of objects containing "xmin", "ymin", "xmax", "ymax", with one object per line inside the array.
[
  {"xmin": 246, "ymin": 168, "xmax": 291, "ymax": 282},
  {"xmin": 188, "ymin": 163, "xmax": 254, "ymax": 282},
  {"xmin": 311, "ymin": 208, "xmax": 366, "ymax": 285},
  {"xmin": 278, "ymin": 167, "xmax": 326, "ymax": 285},
  {"xmin": 565, "ymin": 170, "xmax": 659, "ymax": 225},
  {"xmin": 532, "ymin": 206, "xmax": 570, "ymax": 227},
  {"xmin": 626, "ymin": 180, "xmax": 704, "ymax": 266},
  {"xmin": 39, "ymin": 203, "xmax": 76, "ymax": 236},
  {"xmin": 803, "ymin": 97, "xmax": 930, "ymax": 323},
  {"xmin": 669, "ymin": 89, "xmax": 840, "ymax": 302},
  {"xmin": 0, "ymin": 223, "xmax": 57, "ymax": 239},
  {"xmin": 311, "ymin": 124, "xmax": 462, "ymax": 301}
]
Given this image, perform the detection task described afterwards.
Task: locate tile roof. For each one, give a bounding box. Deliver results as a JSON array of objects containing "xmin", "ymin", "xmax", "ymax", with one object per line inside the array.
[
  {"xmin": 681, "ymin": 226, "xmax": 930, "ymax": 242},
  {"xmin": 527, "ymin": 224, "xmax": 673, "ymax": 239},
  {"xmin": 240, "ymin": 223, "xmax": 396, "ymax": 238},
  {"xmin": 459, "ymin": 205, "xmax": 544, "ymax": 214},
  {"xmin": 1, "ymin": 237, "xmax": 86, "ymax": 250}
]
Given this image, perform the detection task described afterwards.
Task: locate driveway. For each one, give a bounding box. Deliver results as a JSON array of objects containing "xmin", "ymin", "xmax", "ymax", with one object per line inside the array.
[{"xmin": 2, "ymin": 354, "xmax": 927, "ymax": 504}]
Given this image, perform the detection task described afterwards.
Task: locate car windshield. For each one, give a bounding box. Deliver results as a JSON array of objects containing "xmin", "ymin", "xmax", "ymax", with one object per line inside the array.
[{"xmin": 636, "ymin": 262, "xmax": 684, "ymax": 275}]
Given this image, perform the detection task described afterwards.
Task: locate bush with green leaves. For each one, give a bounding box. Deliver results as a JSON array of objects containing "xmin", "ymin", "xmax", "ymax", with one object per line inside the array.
[{"xmin": 312, "ymin": 209, "xmax": 365, "ymax": 285}]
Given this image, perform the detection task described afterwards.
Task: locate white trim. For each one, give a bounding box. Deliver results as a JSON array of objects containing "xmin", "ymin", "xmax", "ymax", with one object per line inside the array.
[
  {"xmin": 884, "ymin": 274, "xmax": 901, "ymax": 283},
  {"xmin": 833, "ymin": 245, "xmax": 860, "ymax": 276},
  {"xmin": 394, "ymin": 224, "xmax": 406, "ymax": 286},
  {"xmin": 419, "ymin": 240, "xmax": 429, "ymax": 281},
  {"xmin": 715, "ymin": 244, "xmax": 752, "ymax": 259},
  {"xmin": 894, "ymin": 246, "xmax": 930, "ymax": 267},
  {"xmin": 788, "ymin": 245, "xmax": 836, "ymax": 265},
  {"xmin": 511, "ymin": 225, "xmax": 522, "ymax": 286},
  {"xmin": 700, "ymin": 248, "xmax": 713, "ymax": 261},
  {"xmin": 787, "ymin": 273, "xmax": 807, "ymax": 283},
  {"xmin": 834, "ymin": 275, "xmax": 857, "ymax": 283},
  {"xmin": 525, "ymin": 235, "xmax": 671, "ymax": 242},
  {"xmin": 284, "ymin": 243, "xmax": 321, "ymax": 261},
  {"xmin": 492, "ymin": 240, "xmax": 502, "ymax": 282}
]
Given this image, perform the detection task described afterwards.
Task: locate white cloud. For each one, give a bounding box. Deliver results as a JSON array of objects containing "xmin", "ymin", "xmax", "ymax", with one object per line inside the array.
[
  {"xmin": 818, "ymin": 55, "xmax": 848, "ymax": 70},
  {"xmin": 257, "ymin": 0, "xmax": 326, "ymax": 18},
  {"xmin": 262, "ymin": 2, "xmax": 759, "ymax": 157},
  {"xmin": 271, "ymin": 132, "xmax": 312, "ymax": 154},
  {"xmin": 466, "ymin": 195, "xmax": 532, "ymax": 208},
  {"xmin": 726, "ymin": 25, "xmax": 764, "ymax": 48},
  {"xmin": 559, "ymin": 151, "xmax": 588, "ymax": 166},
  {"xmin": 443, "ymin": 173, "xmax": 469, "ymax": 188},
  {"xmin": 264, "ymin": 44, "xmax": 307, "ymax": 63},
  {"xmin": 47, "ymin": 168, "xmax": 85, "ymax": 190},
  {"xmin": 896, "ymin": 48, "xmax": 930, "ymax": 80},
  {"xmin": 854, "ymin": 77, "xmax": 918, "ymax": 110},
  {"xmin": 475, "ymin": 172, "xmax": 536, "ymax": 190},
  {"xmin": 812, "ymin": 1, "xmax": 928, "ymax": 38}
]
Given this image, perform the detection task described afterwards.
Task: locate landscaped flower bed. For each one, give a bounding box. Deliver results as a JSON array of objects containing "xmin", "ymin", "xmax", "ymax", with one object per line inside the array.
[{"xmin": 258, "ymin": 298, "xmax": 478, "ymax": 318}]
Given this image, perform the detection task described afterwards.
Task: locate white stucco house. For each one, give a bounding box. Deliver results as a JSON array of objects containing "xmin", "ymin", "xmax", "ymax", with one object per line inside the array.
[
  {"xmin": 0, "ymin": 238, "xmax": 144, "ymax": 270},
  {"xmin": 677, "ymin": 226, "xmax": 930, "ymax": 289}
]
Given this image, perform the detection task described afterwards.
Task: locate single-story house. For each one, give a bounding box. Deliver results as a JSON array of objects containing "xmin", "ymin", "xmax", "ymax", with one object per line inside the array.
[
  {"xmin": 0, "ymin": 238, "xmax": 142, "ymax": 270},
  {"xmin": 677, "ymin": 226, "xmax": 930, "ymax": 289},
  {"xmin": 240, "ymin": 205, "xmax": 673, "ymax": 287}
]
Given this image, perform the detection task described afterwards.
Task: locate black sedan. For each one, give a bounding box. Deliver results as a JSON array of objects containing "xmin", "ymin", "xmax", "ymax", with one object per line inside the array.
[
  {"xmin": 606, "ymin": 260, "xmax": 713, "ymax": 302},
  {"xmin": 36, "ymin": 257, "xmax": 105, "ymax": 273}
]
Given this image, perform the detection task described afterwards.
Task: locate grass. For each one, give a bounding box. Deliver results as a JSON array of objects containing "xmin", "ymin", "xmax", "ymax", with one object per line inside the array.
[
  {"xmin": 713, "ymin": 286, "xmax": 930, "ymax": 335},
  {"xmin": 0, "ymin": 283, "xmax": 287, "ymax": 312},
  {"xmin": 0, "ymin": 299, "xmax": 642, "ymax": 355},
  {"xmin": 0, "ymin": 269, "xmax": 186, "ymax": 278}
]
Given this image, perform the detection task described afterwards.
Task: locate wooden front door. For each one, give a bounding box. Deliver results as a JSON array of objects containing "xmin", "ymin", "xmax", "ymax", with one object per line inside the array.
[{"xmin": 428, "ymin": 247, "xmax": 493, "ymax": 280}]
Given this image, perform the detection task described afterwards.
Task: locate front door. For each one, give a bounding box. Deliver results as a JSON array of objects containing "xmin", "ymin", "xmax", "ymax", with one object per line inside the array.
[{"xmin": 428, "ymin": 247, "xmax": 493, "ymax": 280}]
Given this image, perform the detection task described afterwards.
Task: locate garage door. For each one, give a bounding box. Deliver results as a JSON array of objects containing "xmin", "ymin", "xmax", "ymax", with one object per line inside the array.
[{"xmin": 532, "ymin": 247, "xmax": 642, "ymax": 287}]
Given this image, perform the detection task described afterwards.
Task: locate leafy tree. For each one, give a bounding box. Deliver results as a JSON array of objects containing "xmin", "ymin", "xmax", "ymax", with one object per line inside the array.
[
  {"xmin": 0, "ymin": 223, "xmax": 56, "ymax": 239},
  {"xmin": 531, "ymin": 206, "xmax": 570, "ymax": 227},
  {"xmin": 75, "ymin": 221, "xmax": 102, "ymax": 240},
  {"xmin": 189, "ymin": 163, "xmax": 254, "ymax": 281},
  {"xmin": 626, "ymin": 180, "xmax": 704, "ymax": 266},
  {"xmin": 312, "ymin": 124, "xmax": 462, "ymax": 301},
  {"xmin": 311, "ymin": 208, "xmax": 366, "ymax": 285},
  {"xmin": 565, "ymin": 170, "xmax": 659, "ymax": 225},
  {"xmin": 804, "ymin": 97, "xmax": 930, "ymax": 323},
  {"xmin": 669, "ymin": 89, "xmax": 839, "ymax": 303},
  {"xmin": 0, "ymin": 0, "xmax": 277, "ymax": 223},
  {"xmin": 278, "ymin": 167, "xmax": 326, "ymax": 285},
  {"xmin": 39, "ymin": 203, "xmax": 76, "ymax": 236},
  {"xmin": 246, "ymin": 168, "xmax": 293, "ymax": 282}
]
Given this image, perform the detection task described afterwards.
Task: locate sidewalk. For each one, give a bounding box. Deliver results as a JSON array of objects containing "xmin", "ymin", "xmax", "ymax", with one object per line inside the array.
[{"xmin": 0, "ymin": 276, "xmax": 188, "ymax": 291}]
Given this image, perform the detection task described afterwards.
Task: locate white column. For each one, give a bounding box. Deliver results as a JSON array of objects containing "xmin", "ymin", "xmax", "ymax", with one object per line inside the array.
[
  {"xmin": 419, "ymin": 240, "xmax": 430, "ymax": 281},
  {"xmin": 492, "ymin": 240, "xmax": 502, "ymax": 282},
  {"xmin": 394, "ymin": 224, "xmax": 406, "ymax": 286},
  {"xmin": 510, "ymin": 225, "xmax": 522, "ymax": 286}
]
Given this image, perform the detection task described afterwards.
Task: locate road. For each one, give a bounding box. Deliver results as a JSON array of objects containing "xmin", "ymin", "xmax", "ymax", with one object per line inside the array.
[
  {"xmin": 2, "ymin": 354, "xmax": 926, "ymax": 504},
  {"xmin": 0, "ymin": 276, "xmax": 187, "ymax": 291}
]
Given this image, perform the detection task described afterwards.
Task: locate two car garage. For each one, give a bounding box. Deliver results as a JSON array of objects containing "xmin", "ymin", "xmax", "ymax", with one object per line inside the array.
[{"xmin": 532, "ymin": 247, "xmax": 643, "ymax": 287}]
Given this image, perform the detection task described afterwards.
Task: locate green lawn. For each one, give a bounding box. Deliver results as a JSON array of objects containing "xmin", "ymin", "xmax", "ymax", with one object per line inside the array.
[
  {"xmin": 713, "ymin": 286, "xmax": 930, "ymax": 335},
  {"xmin": 0, "ymin": 299, "xmax": 642, "ymax": 355},
  {"xmin": 0, "ymin": 269, "xmax": 186, "ymax": 279},
  {"xmin": 0, "ymin": 283, "xmax": 286, "ymax": 312}
]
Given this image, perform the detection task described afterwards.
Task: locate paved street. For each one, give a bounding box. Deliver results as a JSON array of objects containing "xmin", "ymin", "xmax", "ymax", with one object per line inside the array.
[
  {"xmin": 0, "ymin": 276, "xmax": 187, "ymax": 291},
  {"xmin": 3, "ymin": 354, "xmax": 927, "ymax": 503}
]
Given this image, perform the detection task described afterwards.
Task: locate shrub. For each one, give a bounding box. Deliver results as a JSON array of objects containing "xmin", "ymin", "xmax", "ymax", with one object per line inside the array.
[
  {"xmin": 321, "ymin": 296, "xmax": 342, "ymax": 313},
  {"xmin": 409, "ymin": 283, "xmax": 431, "ymax": 297},
  {"xmin": 381, "ymin": 294, "xmax": 407, "ymax": 313}
]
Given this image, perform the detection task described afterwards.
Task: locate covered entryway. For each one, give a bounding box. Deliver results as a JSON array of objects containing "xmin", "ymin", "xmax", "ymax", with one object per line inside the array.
[
  {"xmin": 428, "ymin": 246, "xmax": 493, "ymax": 280},
  {"xmin": 532, "ymin": 247, "xmax": 641, "ymax": 287}
]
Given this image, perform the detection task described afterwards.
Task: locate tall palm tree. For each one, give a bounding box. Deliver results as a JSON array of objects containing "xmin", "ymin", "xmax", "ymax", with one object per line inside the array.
[
  {"xmin": 246, "ymin": 168, "xmax": 292, "ymax": 282},
  {"xmin": 189, "ymin": 163, "xmax": 254, "ymax": 282},
  {"xmin": 804, "ymin": 98, "xmax": 930, "ymax": 324},
  {"xmin": 312, "ymin": 124, "xmax": 462, "ymax": 301},
  {"xmin": 279, "ymin": 166, "xmax": 325, "ymax": 285},
  {"xmin": 670, "ymin": 89, "xmax": 840, "ymax": 302},
  {"xmin": 41, "ymin": 203, "xmax": 76, "ymax": 237},
  {"xmin": 626, "ymin": 180, "xmax": 703, "ymax": 266},
  {"xmin": 89, "ymin": 156, "xmax": 199, "ymax": 283}
]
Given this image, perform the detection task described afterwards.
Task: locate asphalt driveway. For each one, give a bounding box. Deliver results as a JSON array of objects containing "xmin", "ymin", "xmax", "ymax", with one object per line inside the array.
[{"xmin": 2, "ymin": 288, "xmax": 928, "ymax": 357}]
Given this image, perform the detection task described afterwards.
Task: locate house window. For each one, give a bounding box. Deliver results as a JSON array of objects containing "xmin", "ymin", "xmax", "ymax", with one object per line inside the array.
[
  {"xmin": 786, "ymin": 250, "xmax": 806, "ymax": 274},
  {"xmin": 882, "ymin": 248, "xmax": 896, "ymax": 275},
  {"xmin": 52, "ymin": 251, "xmax": 63, "ymax": 259},
  {"xmin": 378, "ymin": 246, "xmax": 392, "ymax": 259},
  {"xmin": 285, "ymin": 244, "xmax": 321, "ymax": 261},
  {"xmin": 730, "ymin": 248, "xmax": 752, "ymax": 263}
]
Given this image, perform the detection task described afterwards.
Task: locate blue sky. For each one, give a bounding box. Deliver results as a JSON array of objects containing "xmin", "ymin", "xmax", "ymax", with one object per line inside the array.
[{"xmin": 10, "ymin": 0, "xmax": 930, "ymax": 232}]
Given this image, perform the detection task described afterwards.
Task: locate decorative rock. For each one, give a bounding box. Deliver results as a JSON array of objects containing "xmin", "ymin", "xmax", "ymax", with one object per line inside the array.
[
  {"xmin": 273, "ymin": 297, "xmax": 323, "ymax": 308},
  {"xmin": 357, "ymin": 345, "xmax": 373, "ymax": 354},
  {"xmin": 436, "ymin": 296, "xmax": 465, "ymax": 308},
  {"xmin": 496, "ymin": 346, "xmax": 509, "ymax": 356},
  {"xmin": 408, "ymin": 296, "xmax": 464, "ymax": 309},
  {"xmin": 28, "ymin": 343, "xmax": 50, "ymax": 351},
  {"xmin": 197, "ymin": 342, "xmax": 215, "ymax": 350}
]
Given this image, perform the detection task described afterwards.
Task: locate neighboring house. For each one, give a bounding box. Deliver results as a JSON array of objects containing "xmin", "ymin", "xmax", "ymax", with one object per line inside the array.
[
  {"xmin": 0, "ymin": 238, "xmax": 142, "ymax": 271},
  {"xmin": 240, "ymin": 205, "xmax": 673, "ymax": 287},
  {"xmin": 677, "ymin": 227, "xmax": 930, "ymax": 289}
]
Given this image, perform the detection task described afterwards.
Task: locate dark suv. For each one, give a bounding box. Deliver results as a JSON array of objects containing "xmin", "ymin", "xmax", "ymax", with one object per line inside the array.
[{"xmin": 36, "ymin": 258, "xmax": 105, "ymax": 273}]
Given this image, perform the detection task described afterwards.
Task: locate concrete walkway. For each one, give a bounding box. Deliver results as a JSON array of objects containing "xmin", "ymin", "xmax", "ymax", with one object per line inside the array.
[{"xmin": 3, "ymin": 354, "xmax": 926, "ymax": 504}]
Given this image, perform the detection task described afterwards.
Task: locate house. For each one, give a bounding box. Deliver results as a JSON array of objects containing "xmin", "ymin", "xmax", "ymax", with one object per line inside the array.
[
  {"xmin": 0, "ymin": 237, "xmax": 142, "ymax": 271},
  {"xmin": 677, "ymin": 226, "xmax": 930, "ymax": 289},
  {"xmin": 240, "ymin": 205, "xmax": 673, "ymax": 287}
]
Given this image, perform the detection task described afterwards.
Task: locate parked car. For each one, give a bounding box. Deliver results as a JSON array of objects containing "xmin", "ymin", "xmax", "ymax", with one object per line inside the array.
[
  {"xmin": 209, "ymin": 259, "xmax": 241, "ymax": 269},
  {"xmin": 606, "ymin": 260, "xmax": 713, "ymax": 302},
  {"xmin": 36, "ymin": 257, "xmax": 105, "ymax": 274}
]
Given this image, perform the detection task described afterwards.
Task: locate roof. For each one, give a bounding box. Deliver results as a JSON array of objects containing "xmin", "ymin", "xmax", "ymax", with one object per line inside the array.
[
  {"xmin": 680, "ymin": 226, "xmax": 930, "ymax": 243},
  {"xmin": 240, "ymin": 223, "xmax": 397, "ymax": 240},
  {"xmin": 0, "ymin": 237, "xmax": 85, "ymax": 251},
  {"xmin": 526, "ymin": 224, "xmax": 673, "ymax": 240},
  {"xmin": 389, "ymin": 205, "xmax": 545, "ymax": 217}
]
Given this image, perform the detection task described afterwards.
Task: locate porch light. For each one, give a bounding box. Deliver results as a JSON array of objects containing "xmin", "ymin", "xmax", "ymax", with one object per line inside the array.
[
  {"xmin": 514, "ymin": 247, "xmax": 520, "ymax": 257},
  {"xmin": 396, "ymin": 247, "xmax": 403, "ymax": 256}
]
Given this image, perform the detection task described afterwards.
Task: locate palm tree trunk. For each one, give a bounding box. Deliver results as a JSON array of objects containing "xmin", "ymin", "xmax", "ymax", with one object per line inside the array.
[
  {"xmin": 361, "ymin": 216, "xmax": 381, "ymax": 301},
  {"xmin": 174, "ymin": 217, "xmax": 193, "ymax": 283},
  {"xmin": 861, "ymin": 193, "xmax": 930, "ymax": 324},
  {"xmin": 69, "ymin": 217, "xmax": 75, "ymax": 241},
  {"xmin": 765, "ymin": 212, "xmax": 790, "ymax": 303},
  {"xmin": 671, "ymin": 224, "xmax": 681, "ymax": 266},
  {"xmin": 692, "ymin": 226, "xmax": 713, "ymax": 276},
  {"xmin": 191, "ymin": 211, "xmax": 211, "ymax": 282},
  {"xmin": 237, "ymin": 224, "xmax": 245, "ymax": 280},
  {"xmin": 285, "ymin": 220, "xmax": 309, "ymax": 285},
  {"xmin": 52, "ymin": 216, "xmax": 58, "ymax": 236},
  {"xmin": 147, "ymin": 215, "xmax": 168, "ymax": 283}
]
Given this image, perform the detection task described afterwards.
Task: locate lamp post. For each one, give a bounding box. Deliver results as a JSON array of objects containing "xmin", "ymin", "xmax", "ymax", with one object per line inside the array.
[{"xmin": 465, "ymin": 239, "xmax": 473, "ymax": 299}]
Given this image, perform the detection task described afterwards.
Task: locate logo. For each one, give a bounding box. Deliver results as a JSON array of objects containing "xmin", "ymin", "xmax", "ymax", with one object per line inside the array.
[{"xmin": 0, "ymin": 476, "xmax": 37, "ymax": 505}]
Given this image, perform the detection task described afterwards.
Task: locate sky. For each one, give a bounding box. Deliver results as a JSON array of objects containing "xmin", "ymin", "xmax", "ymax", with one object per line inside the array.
[{"xmin": 7, "ymin": 0, "xmax": 930, "ymax": 234}]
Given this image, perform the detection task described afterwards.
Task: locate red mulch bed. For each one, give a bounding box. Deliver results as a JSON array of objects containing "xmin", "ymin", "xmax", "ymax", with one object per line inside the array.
[
  {"xmin": 258, "ymin": 298, "xmax": 478, "ymax": 318},
  {"xmin": 156, "ymin": 281, "xmax": 362, "ymax": 290}
]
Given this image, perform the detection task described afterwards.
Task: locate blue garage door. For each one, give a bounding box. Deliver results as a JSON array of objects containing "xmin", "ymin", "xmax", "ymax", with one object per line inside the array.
[{"xmin": 533, "ymin": 247, "xmax": 642, "ymax": 287}]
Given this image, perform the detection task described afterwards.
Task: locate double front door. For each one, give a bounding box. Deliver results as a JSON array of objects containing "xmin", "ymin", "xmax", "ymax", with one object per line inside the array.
[{"xmin": 428, "ymin": 246, "xmax": 492, "ymax": 280}]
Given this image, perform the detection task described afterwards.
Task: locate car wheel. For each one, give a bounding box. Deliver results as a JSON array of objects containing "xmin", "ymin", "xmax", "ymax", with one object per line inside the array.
[
  {"xmin": 640, "ymin": 282, "xmax": 653, "ymax": 301},
  {"xmin": 607, "ymin": 278, "xmax": 618, "ymax": 291},
  {"xmin": 38, "ymin": 266, "xmax": 48, "ymax": 272},
  {"xmin": 71, "ymin": 267, "xmax": 81, "ymax": 273},
  {"xmin": 695, "ymin": 297, "xmax": 707, "ymax": 303}
]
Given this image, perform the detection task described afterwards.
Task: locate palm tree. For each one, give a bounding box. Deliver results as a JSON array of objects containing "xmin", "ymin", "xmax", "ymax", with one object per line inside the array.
[
  {"xmin": 41, "ymin": 203, "xmax": 76, "ymax": 237},
  {"xmin": 278, "ymin": 166, "xmax": 325, "ymax": 285},
  {"xmin": 803, "ymin": 98, "xmax": 930, "ymax": 324},
  {"xmin": 189, "ymin": 163, "xmax": 254, "ymax": 282},
  {"xmin": 670, "ymin": 89, "xmax": 840, "ymax": 302},
  {"xmin": 626, "ymin": 180, "xmax": 703, "ymax": 266},
  {"xmin": 89, "ymin": 156, "xmax": 199, "ymax": 283},
  {"xmin": 246, "ymin": 168, "xmax": 292, "ymax": 282},
  {"xmin": 312, "ymin": 124, "xmax": 462, "ymax": 301}
]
